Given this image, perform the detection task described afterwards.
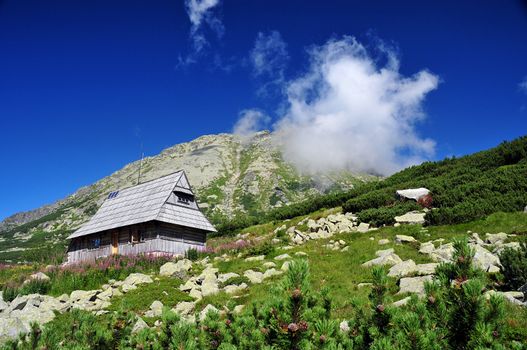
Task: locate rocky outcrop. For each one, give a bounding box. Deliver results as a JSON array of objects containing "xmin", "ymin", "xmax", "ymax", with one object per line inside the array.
[{"xmin": 159, "ymin": 259, "xmax": 192, "ymax": 278}]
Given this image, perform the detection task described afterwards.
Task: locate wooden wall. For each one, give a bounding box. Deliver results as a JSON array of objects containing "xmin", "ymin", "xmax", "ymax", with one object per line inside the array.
[{"xmin": 66, "ymin": 221, "xmax": 207, "ymax": 264}]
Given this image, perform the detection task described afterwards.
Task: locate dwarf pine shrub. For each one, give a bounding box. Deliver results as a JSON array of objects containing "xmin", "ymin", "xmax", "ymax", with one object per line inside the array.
[
  {"xmin": 499, "ymin": 240, "xmax": 527, "ymax": 290},
  {"xmin": 5, "ymin": 249, "xmax": 526, "ymax": 350}
]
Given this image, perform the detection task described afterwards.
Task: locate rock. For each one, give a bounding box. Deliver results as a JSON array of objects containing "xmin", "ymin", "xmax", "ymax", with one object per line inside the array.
[
  {"xmin": 70, "ymin": 290, "xmax": 99, "ymax": 303},
  {"xmin": 394, "ymin": 211, "xmax": 425, "ymax": 225},
  {"xmin": 415, "ymin": 263, "xmax": 438, "ymax": 276},
  {"xmin": 189, "ymin": 288, "xmax": 202, "ymax": 300},
  {"xmin": 357, "ymin": 223, "xmax": 370, "ymax": 233},
  {"xmin": 393, "ymin": 296, "xmax": 411, "ymax": 307},
  {"xmin": 0, "ymin": 299, "xmax": 8, "ymax": 312},
  {"xmin": 217, "ymin": 272, "xmax": 240, "ymax": 284},
  {"xmin": 224, "ymin": 283, "xmax": 248, "ymax": 294},
  {"xmin": 419, "ymin": 242, "xmax": 435, "ymax": 255},
  {"xmin": 263, "ymin": 268, "xmax": 283, "ymax": 279},
  {"xmin": 493, "ymin": 242, "xmax": 521, "ymax": 255},
  {"xmin": 294, "ymin": 251, "xmax": 307, "ymax": 256},
  {"xmin": 429, "ymin": 243, "xmax": 455, "ymax": 262},
  {"xmin": 503, "ymin": 291, "xmax": 524, "ymax": 300},
  {"xmin": 263, "ymin": 262, "xmax": 276, "ymax": 268},
  {"xmin": 179, "ymin": 279, "xmax": 197, "ymax": 292},
  {"xmin": 159, "ymin": 259, "xmax": 192, "ymax": 278},
  {"xmin": 378, "ymin": 239, "xmax": 390, "ymax": 245},
  {"xmin": 469, "ymin": 233, "xmax": 485, "ymax": 245},
  {"xmin": 388, "ymin": 260, "xmax": 417, "ymax": 278},
  {"xmin": 97, "ymin": 288, "xmax": 113, "ymax": 301},
  {"xmin": 146, "ymin": 301, "xmax": 163, "ymax": 318},
  {"xmin": 233, "ymin": 305, "xmax": 245, "ymax": 314},
  {"xmin": 281, "ymin": 261, "xmax": 291, "ymax": 271},
  {"xmin": 244, "ymin": 270, "xmax": 264, "ymax": 284},
  {"xmin": 173, "ymin": 301, "xmax": 195, "ymax": 316},
  {"xmin": 470, "ymin": 244, "xmax": 500, "ymax": 272},
  {"xmin": 28, "ymin": 272, "xmax": 50, "ymax": 282},
  {"xmin": 376, "ymin": 248, "xmax": 394, "ymax": 257},
  {"xmin": 123, "ymin": 273, "xmax": 153, "ymax": 286},
  {"xmin": 201, "ymin": 282, "xmax": 220, "ymax": 297},
  {"xmin": 132, "ymin": 317, "xmax": 149, "ymax": 334},
  {"xmin": 121, "ymin": 283, "xmax": 137, "ymax": 293},
  {"xmin": 357, "ymin": 283, "xmax": 372, "ymax": 288},
  {"xmin": 485, "ymin": 290, "xmax": 526, "ymax": 306},
  {"xmin": 341, "ymin": 246, "xmax": 349, "ymax": 252},
  {"xmin": 485, "ymin": 232, "xmax": 508, "ymax": 245},
  {"xmin": 0, "ymin": 317, "xmax": 29, "ymax": 343},
  {"xmin": 362, "ymin": 252, "xmax": 403, "ymax": 267},
  {"xmin": 395, "ymin": 235, "xmax": 417, "ymax": 243},
  {"xmin": 199, "ymin": 304, "xmax": 219, "ymax": 321},
  {"xmin": 245, "ymin": 255, "xmax": 265, "ymax": 262},
  {"xmin": 397, "ymin": 276, "xmax": 434, "ymax": 296},
  {"xmin": 274, "ymin": 254, "xmax": 291, "ymax": 261},
  {"xmin": 339, "ymin": 320, "xmax": 350, "ymax": 333}
]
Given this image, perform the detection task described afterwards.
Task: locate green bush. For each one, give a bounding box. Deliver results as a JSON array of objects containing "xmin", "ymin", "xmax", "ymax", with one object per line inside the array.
[
  {"xmin": 185, "ymin": 248, "xmax": 199, "ymax": 261},
  {"xmin": 356, "ymin": 202, "xmax": 420, "ymax": 227},
  {"xmin": 245, "ymin": 241, "xmax": 274, "ymax": 257},
  {"xmin": 499, "ymin": 241, "xmax": 527, "ymax": 290}
]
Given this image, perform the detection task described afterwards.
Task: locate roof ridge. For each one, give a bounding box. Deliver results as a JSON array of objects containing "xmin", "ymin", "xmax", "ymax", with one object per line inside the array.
[{"xmin": 109, "ymin": 170, "xmax": 183, "ymax": 194}]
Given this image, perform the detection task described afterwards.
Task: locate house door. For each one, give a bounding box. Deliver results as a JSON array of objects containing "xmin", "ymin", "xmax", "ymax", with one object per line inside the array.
[{"xmin": 111, "ymin": 231, "xmax": 119, "ymax": 255}]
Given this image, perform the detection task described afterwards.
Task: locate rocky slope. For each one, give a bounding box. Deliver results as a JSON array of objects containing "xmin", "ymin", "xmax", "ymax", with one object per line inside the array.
[{"xmin": 0, "ymin": 131, "xmax": 372, "ymax": 262}]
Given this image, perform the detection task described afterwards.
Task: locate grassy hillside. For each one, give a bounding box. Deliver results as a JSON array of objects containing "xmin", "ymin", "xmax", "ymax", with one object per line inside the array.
[{"xmin": 216, "ymin": 136, "xmax": 527, "ymax": 236}]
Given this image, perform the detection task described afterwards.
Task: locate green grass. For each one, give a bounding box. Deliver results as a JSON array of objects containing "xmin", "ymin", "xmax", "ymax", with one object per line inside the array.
[{"xmin": 108, "ymin": 277, "xmax": 192, "ymax": 314}]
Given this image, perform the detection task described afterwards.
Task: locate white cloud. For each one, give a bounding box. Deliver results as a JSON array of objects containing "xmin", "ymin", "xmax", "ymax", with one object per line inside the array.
[
  {"xmin": 179, "ymin": 0, "xmax": 224, "ymax": 67},
  {"xmin": 233, "ymin": 109, "xmax": 271, "ymax": 139},
  {"xmin": 520, "ymin": 77, "xmax": 527, "ymax": 94},
  {"xmin": 250, "ymin": 31, "xmax": 289, "ymax": 96},
  {"xmin": 273, "ymin": 36, "xmax": 438, "ymax": 176}
]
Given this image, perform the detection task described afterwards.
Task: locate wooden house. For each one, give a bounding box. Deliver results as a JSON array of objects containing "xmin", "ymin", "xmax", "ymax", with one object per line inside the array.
[{"xmin": 66, "ymin": 171, "xmax": 216, "ymax": 264}]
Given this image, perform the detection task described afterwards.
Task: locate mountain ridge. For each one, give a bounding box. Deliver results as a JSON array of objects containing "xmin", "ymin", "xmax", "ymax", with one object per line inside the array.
[{"xmin": 0, "ymin": 131, "xmax": 373, "ymax": 262}]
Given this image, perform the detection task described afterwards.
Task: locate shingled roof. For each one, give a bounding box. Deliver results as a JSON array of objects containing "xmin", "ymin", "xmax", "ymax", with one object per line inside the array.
[{"xmin": 68, "ymin": 171, "xmax": 216, "ymax": 239}]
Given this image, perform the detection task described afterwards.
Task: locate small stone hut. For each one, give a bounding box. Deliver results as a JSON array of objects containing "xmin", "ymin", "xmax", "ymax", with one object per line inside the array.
[{"xmin": 66, "ymin": 171, "xmax": 216, "ymax": 264}]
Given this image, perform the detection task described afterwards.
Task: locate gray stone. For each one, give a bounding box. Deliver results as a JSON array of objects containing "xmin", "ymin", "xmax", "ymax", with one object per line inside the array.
[
  {"xmin": 263, "ymin": 262, "xmax": 276, "ymax": 268},
  {"xmin": 28, "ymin": 272, "xmax": 50, "ymax": 282},
  {"xmin": 429, "ymin": 243, "xmax": 455, "ymax": 262},
  {"xmin": 274, "ymin": 254, "xmax": 291, "ymax": 261},
  {"xmin": 395, "ymin": 235, "xmax": 417, "ymax": 243},
  {"xmin": 357, "ymin": 223, "xmax": 370, "ymax": 233},
  {"xmin": 145, "ymin": 300, "xmax": 163, "ymax": 318},
  {"xmin": 419, "ymin": 242, "xmax": 435, "ymax": 255},
  {"xmin": 217, "ymin": 272, "xmax": 240, "ymax": 284},
  {"xmin": 394, "ymin": 211, "xmax": 425, "ymax": 225},
  {"xmin": 378, "ymin": 239, "xmax": 390, "ymax": 245},
  {"xmin": 173, "ymin": 301, "xmax": 195, "ymax": 316},
  {"xmin": 245, "ymin": 255, "xmax": 265, "ymax": 262},
  {"xmin": 123, "ymin": 273, "xmax": 153, "ymax": 286},
  {"xmin": 243, "ymin": 270, "xmax": 264, "ymax": 284},
  {"xmin": 485, "ymin": 232, "xmax": 508, "ymax": 245},
  {"xmin": 415, "ymin": 263, "xmax": 438, "ymax": 276},
  {"xmin": 362, "ymin": 253, "xmax": 403, "ymax": 267},
  {"xmin": 224, "ymin": 283, "xmax": 248, "ymax": 295},
  {"xmin": 281, "ymin": 261, "xmax": 291, "ymax": 271},
  {"xmin": 393, "ymin": 296, "xmax": 411, "ymax": 307},
  {"xmin": 471, "ymin": 244, "xmax": 500, "ymax": 272},
  {"xmin": 388, "ymin": 260, "xmax": 417, "ymax": 278},
  {"xmin": 189, "ymin": 288, "xmax": 202, "ymax": 300},
  {"xmin": 199, "ymin": 304, "xmax": 219, "ymax": 321},
  {"xmin": 233, "ymin": 305, "xmax": 244, "ymax": 314},
  {"xmin": 132, "ymin": 317, "xmax": 149, "ymax": 334},
  {"xmin": 263, "ymin": 268, "xmax": 283, "ymax": 279},
  {"xmin": 159, "ymin": 259, "xmax": 192, "ymax": 278},
  {"xmin": 0, "ymin": 317, "xmax": 29, "ymax": 343},
  {"xmin": 339, "ymin": 320, "xmax": 350, "ymax": 333},
  {"xmin": 397, "ymin": 276, "xmax": 434, "ymax": 296}
]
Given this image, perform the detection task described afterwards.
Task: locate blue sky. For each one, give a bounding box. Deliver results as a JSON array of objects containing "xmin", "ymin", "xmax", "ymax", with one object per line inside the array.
[{"xmin": 1, "ymin": 0, "xmax": 526, "ymax": 221}]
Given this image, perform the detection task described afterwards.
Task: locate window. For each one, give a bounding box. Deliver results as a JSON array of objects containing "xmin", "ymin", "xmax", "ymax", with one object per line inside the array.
[
  {"xmin": 176, "ymin": 193, "xmax": 193, "ymax": 205},
  {"xmin": 92, "ymin": 236, "xmax": 101, "ymax": 249},
  {"xmin": 130, "ymin": 228, "xmax": 145, "ymax": 244}
]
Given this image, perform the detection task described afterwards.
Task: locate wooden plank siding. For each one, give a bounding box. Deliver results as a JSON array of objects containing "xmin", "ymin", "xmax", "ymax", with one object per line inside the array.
[{"xmin": 66, "ymin": 220, "xmax": 207, "ymax": 264}]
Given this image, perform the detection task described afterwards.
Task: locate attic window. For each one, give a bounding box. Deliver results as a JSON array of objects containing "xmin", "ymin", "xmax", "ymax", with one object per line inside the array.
[
  {"xmin": 176, "ymin": 193, "xmax": 193, "ymax": 205},
  {"xmin": 108, "ymin": 191, "xmax": 119, "ymax": 199}
]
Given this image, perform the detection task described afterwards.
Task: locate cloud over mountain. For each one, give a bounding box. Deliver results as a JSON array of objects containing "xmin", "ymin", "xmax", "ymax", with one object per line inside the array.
[{"xmin": 271, "ymin": 36, "xmax": 439, "ymax": 176}]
